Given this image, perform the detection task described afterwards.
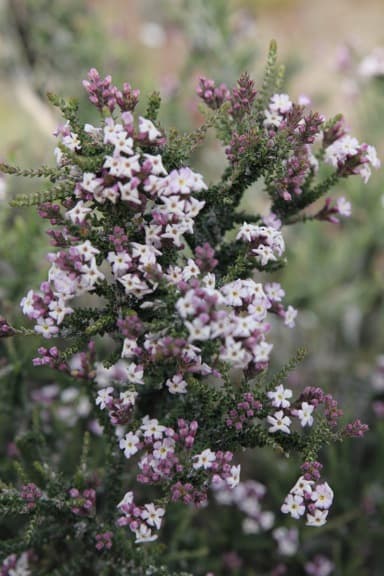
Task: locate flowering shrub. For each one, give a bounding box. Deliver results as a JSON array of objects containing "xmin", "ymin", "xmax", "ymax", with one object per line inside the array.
[{"xmin": 0, "ymin": 42, "xmax": 377, "ymax": 574}]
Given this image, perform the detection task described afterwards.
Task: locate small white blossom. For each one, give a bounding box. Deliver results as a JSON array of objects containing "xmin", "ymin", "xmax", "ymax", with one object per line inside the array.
[
  {"xmin": 193, "ymin": 448, "xmax": 216, "ymax": 470},
  {"xmin": 140, "ymin": 417, "xmax": 166, "ymax": 439},
  {"xmin": 281, "ymin": 493, "xmax": 305, "ymax": 519},
  {"xmin": 335, "ymin": 196, "xmax": 352, "ymax": 217},
  {"xmin": 306, "ymin": 509, "xmax": 328, "ymax": 527},
  {"xmin": 273, "ymin": 526, "xmax": 299, "ymax": 556},
  {"xmin": 267, "ymin": 385, "xmax": 293, "ymax": 409},
  {"xmin": 291, "ymin": 476, "xmax": 314, "ymax": 496},
  {"xmin": 267, "ymin": 410, "xmax": 291, "ymax": 434},
  {"xmin": 138, "ymin": 117, "xmax": 162, "ymax": 141},
  {"xmin": 96, "ymin": 387, "xmax": 114, "ymax": 410},
  {"xmin": 141, "ymin": 503, "xmax": 165, "ymax": 530},
  {"xmin": 311, "ymin": 482, "xmax": 334, "ymax": 509},
  {"xmin": 65, "ymin": 201, "xmax": 92, "ymax": 224},
  {"xmin": 226, "ymin": 465, "xmax": 241, "ymax": 489},
  {"xmin": 34, "ymin": 316, "xmax": 59, "ymax": 338},
  {"xmin": 270, "ymin": 93, "xmax": 292, "ymax": 114},
  {"xmin": 119, "ymin": 431, "xmax": 140, "ymax": 458},
  {"xmin": 284, "ymin": 305, "xmax": 298, "ymax": 328},
  {"xmin": 295, "ymin": 402, "xmax": 315, "ymax": 427},
  {"xmin": 134, "ymin": 523, "xmax": 158, "ymax": 543},
  {"xmin": 166, "ymin": 374, "xmax": 188, "ymax": 394}
]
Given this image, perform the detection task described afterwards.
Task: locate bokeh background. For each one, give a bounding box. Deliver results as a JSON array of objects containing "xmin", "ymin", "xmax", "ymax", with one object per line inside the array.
[{"xmin": 1, "ymin": 1, "xmax": 384, "ymax": 574}]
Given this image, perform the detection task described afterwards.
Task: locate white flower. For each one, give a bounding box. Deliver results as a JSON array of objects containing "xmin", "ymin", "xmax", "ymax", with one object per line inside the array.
[
  {"xmin": 189, "ymin": 169, "xmax": 207, "ymax": 192},
  {"xmin": 226, "ymin": 465, "xmax": 241, "ymax": 489},
  {"xmin": 220, "ymin": 337, "xmax": 251, "ymax": 368},
  {"xmin": 193, "ymin": 448, "xmax": 216, "ymax": 470},
  {"xmin": 185, "ymin": 318, "xmax": 211, "ymax": 342},
  {"xmin": 80, "ymin": 260, "xmax": 105, "ymax": 288},
  {"xmin": 236, "ymin": 222, "xmax": 259, "ymax": 242},
  {"xmin": 80, "ymin": 172, "xmax": 102, "ymax": 195},
  {"xmin": 143, "ymin": 153, "xmax": 167, "ymax": 175},
  {"xmin": 184, "ymin": 196, "xmax": 205, "ymax": 218},
  {"xmin": 182, "ymin": 258, "xmax": 200, "ymax": 281},
  {"xmin": 270, "ymin": 93, "xmax": 292, "ymax": 114},
  {"xmin": 108, "ymin": 251, "xmax": 132, "ymax": 276},
  {"xmin": 122, "ymin": 338, "xmax": 138, "ymax": 359},
  {"xmin": 259, "ymin": 510, "xmax": 275, "ymax": 530},
  {"xmin": 112, "ymin": 133, "xmax": 134, "ymax": 156},
  {"xmin": 284, "ymin": 305, "xmax": 298, "ymax": 328},
  {"xmin": 242, "ymin": 517, "xmax": 261, "ymax": 534},
  {"xmin": 247, "ymin": 299, "xmax": 268, "ymax": 322},
  {"xmin": 291, "ymin": 476, "xmax": 314, "ymax": 496},
  {"xmin": 118, "ymin": 274, "xmax": 151, "ymax": 298},
  {"xmin": 20, "ymin": 289, "xmax": 37, "ymax": 318},
  {"xmin": 75, "ymin": 240, "xmax": 100, "ymax": 261},
  {"xmin": 9, "ymin": 552, "xmax": 31, "ymax": 576},
  {"xmin": 273, "ymin": 526, "xmax": 299, "ymax": 556},
  {"xmin": 153, "ymin": 437, "xmax": 175, "ymax": 460},
  {"xmin": 126, "ymin": 363, "xmax": 144, "ymax": 385},
  {"xmin": 141, "ymin": 503, "xmax": 165, "ymax": 530},
  {"xmin": 159, "ymin": 195, "xmax": 185, "ymax": 218},
  {"xmin": 252, "ymin": 245, "xmax": 277, "ymax": 266},
  {"xmin": 267, "ymin": 410, "xmax": 291, "ymax": 434},
  {"xmin": 295, "ymin": 402, "xmax": 315, "ymax": 427},
  {"xmin": 335, "ymin": 197, "xmax": 352, "ymax": 217},
  {"xmin": 281, "ymin": 493, "xmax": 305, "ymax": 519},
  {"xmin": 134, "ymin": 523, "xmax": 158, "ymax": 543},
  {"xmin": 118, "ymin": 181, "xmax": 141, "ymax": 204},
  {"xmin": 62, "ymin": 132, "xmax": 80, "ymax": 151},
  {"xmin": 221, "ymin": 280, "xmax": 245, "ymax": 306},
  {"xmin": 166, "ymin": 374, "xmax": 188, "ymax": 394},
  {"xmin": 267, "ymin": 385, "xmax": 293, "ymax": 409},
  {"xmin": 117, "ymin": 491, "xmax": 134, "ymax": 510},
  {"xmin": 65, "ymin": 200, "xmax": 92, "ymax": 224},
  {"xmin": 95, "ymin": 387, "xmax": 114, "ymax": 410},
  {"xmin": 325, "ymin": 135, "xmax": 360, "ymax": 167},
  {"xmin": 48, "ymin": 298, "xmax": 73, "ymax": 325},
  {"xmin": 103, "ymin": 119, "xmax": 124, "ymax": 144},
  {"xmin": 119, "ymin": 431, "xmax": 140, "ymax": 458},
  {"xmin": 365, "ymin": 144, "xmax": 380, "ymax": 169},
  {"xmin": 131, "ymin": 242, "xmax": 161, "ymax": 266},
  {"xmin": 233, "ymin": 314, "xmax": 259, "ymax": 338},
  {"xmin": 34, "ymin": 316, "xmax": 59, "ymax": 338},
  {"xmin": 84, "ymin": 123, "xmax": 101, "ymax": 137},
  {"xmin": 120, "ymin": 390, "xmax": 138, "ymax": 406},
  {"xmin": 139, "ymin": 117, "xmax": 162, "ymax": 141},
  {"xmin": 263, "ymin": 109, "xmax": 283, "ymax": 128},
  {"xmin": 306, "ymin": 509, "xmax": 328, "ymax": 527},
  {"xmin": 140, "ymin": 417, "xmax": 166, "ymax": 439},
  {"xmin": 311, "ymin": 482, "xmax": 334, "ymax": 509},
  {"xmin": 253, "ymin": 341, "xmax": 273, "ymax": 364},
  {"xmin": 54, "ymin": 147, "xmax": 64, "ymax": 166}
]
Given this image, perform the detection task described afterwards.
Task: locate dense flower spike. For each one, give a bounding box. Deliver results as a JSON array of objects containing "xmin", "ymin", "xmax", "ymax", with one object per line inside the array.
[{"xmin": 1, "ymin": 51, "xmax": 373, "ymax": 568}]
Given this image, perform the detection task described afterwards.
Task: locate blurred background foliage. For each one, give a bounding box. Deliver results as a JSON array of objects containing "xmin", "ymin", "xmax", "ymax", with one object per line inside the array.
[{"xmin": 1, "ymin": 0, "xmax": 384, "ymax": 574}]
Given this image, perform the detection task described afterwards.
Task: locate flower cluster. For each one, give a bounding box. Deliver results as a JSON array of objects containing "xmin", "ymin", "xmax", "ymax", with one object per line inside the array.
[
  {"xmin": 267, "ymin": 384, "xmax": 315, "ymax": 434},
  {"xmin": 225, "ymin": 392, "xmax": 262, "ymax": 430},
  {"xmin": 117, "ymin": 491, "xmax": 165, "ymax": 544},
  {"xmin": 20, "ymin": 483, "xmax": 42, "ymax": 511},
  {"xmin": 304, "ymin": 555, "xmax": 334, "ymax": 576},
  {"xmin": 68, "ymin": 487, "xmax": 96, "ymax": 516},
  {"xmin": 0, "ymin": 552, "xmax": 31, "ymax": 576},
  {"xmin": 236, "ymin": 223, "xmax": 285, "ymax": 267},
  {"xmin": 272, "ymin": 526, "xmax": 299, "ymax": 556},
  {"xmin": 324, "ymin": 134, "xmax": 380, "ymax": 182},
  {"xmin": 1, "ymin": 52, "xmax": 372, "ymax": 568},
  {"xmin": 214, "ymin": 479, "xmax": 275, "ymax": 535},
  {"xmin": 281, "ymin": 475, "xmax": 334, "ymax": 527}
]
